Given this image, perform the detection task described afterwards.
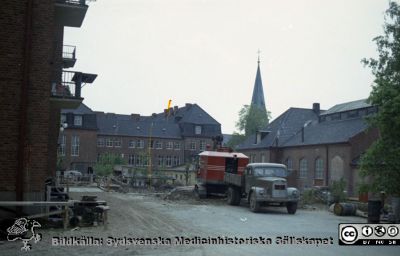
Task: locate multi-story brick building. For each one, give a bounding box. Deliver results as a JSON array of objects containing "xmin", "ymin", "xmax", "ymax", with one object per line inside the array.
[
  {"xmin": 0, "ymin": 0, "xmax": 96, "ymax": 217},
  {"xmin": 59, "ymin": 103, "xmax": 222, "ymax": 176}
]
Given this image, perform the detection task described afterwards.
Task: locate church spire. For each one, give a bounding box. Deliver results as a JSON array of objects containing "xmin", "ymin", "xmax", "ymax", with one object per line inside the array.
[{"xmin": 251, "ymin": 53, "xmax": 266, "ymax": 110}]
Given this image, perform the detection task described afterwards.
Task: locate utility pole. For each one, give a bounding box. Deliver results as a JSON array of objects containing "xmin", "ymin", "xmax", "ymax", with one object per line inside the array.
[{"xmin": 147, "ymin": 122, "xmax": 153, "ymax": 188}]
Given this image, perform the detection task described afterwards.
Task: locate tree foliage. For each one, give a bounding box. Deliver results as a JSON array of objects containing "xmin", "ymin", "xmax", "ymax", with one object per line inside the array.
[
  {"xmin": 360, "ymin": 1, "xmax": 400, "ymax": 196},
  {"xmin": 236, "ymin": 104, "xmax": 270, "ymax": 137},
  {"xmin": 94, "ymin": 153, "xmax": 127, "ymax": 176}
]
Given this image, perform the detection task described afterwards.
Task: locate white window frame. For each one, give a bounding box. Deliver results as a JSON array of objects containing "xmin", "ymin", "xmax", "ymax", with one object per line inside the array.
[
  {"xmin": 74, "ymin": 115, "xmax": 82, "ymax": 126},
  {"xmin": 155, "ymin": 141, "xmax": 163, "ymax": 149},
  {"xmin": 199, "ymin": 140, "xmax": 206, "ymax": 151},
  {"xmin": 71, "ymin": 135, "xmax": 80, "ymax": 156},
  {"xmin": 173, "ymin": 142, "xmax": 180, "ymax": 150},
  {"xmin": 166, "ymin": 141, "xmax": 173, "ymax": 150},
  {"xmin": 137, "ymin": 140, "xmax": 144, "ymax": 149},
  {"xmin": 114, "ymin": 138, "xmax": 122, "ymax": 147},
  {"xmin": 299, "ymin": 158, "xmax": 308, "ymax": 178},
  {"xmin": 190, "ymin": 141, "xmax": 196, "ymax": 150},
  {"xmin": 58, "ymin": 135, "xmax": 66, "ymax": 156},
  {"xmin": 129, "ymin": 140, "xmax": 135, "ymax": 148},
  {"xmin": 195, "ymin": 125, "xmax": 202, "ymax": 135},
  {"xmin": 106, "ymin": 138, "xmax": 113, "ymax": 147},
  {"xmin": 315, "ymin": 158, "xmax": 324, "ymax": 179}
]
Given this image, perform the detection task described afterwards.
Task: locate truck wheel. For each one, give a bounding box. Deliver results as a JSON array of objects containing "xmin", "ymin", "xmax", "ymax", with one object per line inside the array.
[
  {"xmin": 227, "ymin": 187, "xmax": 241, "ymax": 206},
  {"xmin": 286, "ymin": 202, "xmax": 297, "ymax": 214},
  {"xmin": 249, "ymin": 192, "xmax": 260, "ymax": 212}
]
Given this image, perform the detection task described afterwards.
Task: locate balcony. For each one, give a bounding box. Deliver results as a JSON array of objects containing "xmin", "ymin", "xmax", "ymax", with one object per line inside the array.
[
  {"xmin": 50, "ymin": 70, "xmax": 97, "ymax": 109},
  {"xmin": 63, "ymin": 45, "xmax": 76, "ymax": 68},
  {"xmin": 54, "ymin": 0, "xmax": 90, "ymax": 28}
]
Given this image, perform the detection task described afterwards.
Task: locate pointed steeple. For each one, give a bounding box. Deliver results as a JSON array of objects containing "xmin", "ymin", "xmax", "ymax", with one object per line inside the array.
[{"xmin": 251, "ymin": 57, "xmax": 266, "ymax": 110}]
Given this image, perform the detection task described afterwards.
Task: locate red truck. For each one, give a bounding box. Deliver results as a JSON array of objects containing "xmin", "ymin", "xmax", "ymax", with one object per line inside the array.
[{"xmin": 194, "ymin": 148, "xmax": 249, "ymax": 198}]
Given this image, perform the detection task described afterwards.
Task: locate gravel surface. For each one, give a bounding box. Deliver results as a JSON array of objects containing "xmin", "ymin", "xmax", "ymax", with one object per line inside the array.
[{"xmin": 0, "ymin": 189, "xmax": 398, "ymax": 256}]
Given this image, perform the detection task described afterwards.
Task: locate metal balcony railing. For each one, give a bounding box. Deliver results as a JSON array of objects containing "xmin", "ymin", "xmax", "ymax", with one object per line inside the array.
[
  {"xmin": 51, "ymin": 71, "xmax": 81, "ymax": 99},
  {"xmin": 62, "ymin": 45, "xmax": 76, "ymax": 61}
]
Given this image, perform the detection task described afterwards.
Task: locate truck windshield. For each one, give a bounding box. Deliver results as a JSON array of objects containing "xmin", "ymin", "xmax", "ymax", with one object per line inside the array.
[{"xmin": 253, "ymin": 167, "xmax": 287, "ymax": 177}]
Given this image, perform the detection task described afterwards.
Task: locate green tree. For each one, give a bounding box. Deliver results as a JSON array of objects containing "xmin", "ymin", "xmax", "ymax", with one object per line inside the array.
[
  {"xmin": 94, "ymin": 153, "xmax": 127, "ymax": 176},
  {"xmin": 236, "ymin": 104, "xmax": 270, "ymax": 137},
  {"xmin": 360, "ymin": 1, "xmax": 400, "ymax": 196}
]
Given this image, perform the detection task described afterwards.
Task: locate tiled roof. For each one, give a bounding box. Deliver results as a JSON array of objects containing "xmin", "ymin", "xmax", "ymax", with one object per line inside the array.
[
  {"xmin": 281, "ymin": 117, "xmax": 369, "ymax": 147},
  {"xmin": 96, "ymin": 113, "xmax": 182, "ymax": 139},
  {"xmin": 61, "ymin": 103, "xmax": 94, "ymax": 114},
  {"xmin": 237, "ymin": 108, "xmax": 319, "ymax": 150},
  {"xmin": 320, "ymin": 99, "xmax": 370, "ymax": 116}
]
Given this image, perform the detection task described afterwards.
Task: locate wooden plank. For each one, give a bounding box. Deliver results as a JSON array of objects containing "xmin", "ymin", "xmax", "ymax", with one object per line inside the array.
[
  {"xmin": 0, "ymin": 201, "xmax": 75, "ymax": 206},
  {"xmin": 24, "ymin": 210, "xmax": 65, "ymax": 219}
]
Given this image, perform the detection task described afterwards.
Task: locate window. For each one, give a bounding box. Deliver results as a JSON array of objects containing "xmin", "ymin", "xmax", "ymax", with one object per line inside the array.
[
  {"xmin": 58, "ymin": 135, "xmax": 66, "ymax": 156},
  {"xmin": 71, "ymin": 135, "xmax": 80, "ymax": 156},
  {"xmin": 190, "ymin": 141, "xmax": 196, "ymax": 150},
  {"xmin": 299, "ymin": 158, "xmax": 308, "ymax": 178},
  {"xmin": 106, "ymin": 138, "xmax": 113, "ymax": 147},
  {"xmin": 135, "ymin": 155, "xmax": 142, "ymax": 166},
  {"xmin": 199, "ymin": 140, "xmax": 206, "ymax": 151},
  {"xmin": 286, "ymin": 157, "xmax": 293, "ymax": 170},
  {"xmin": 97, "ymin": 138, "xmax": 105, "ymax": 147},
  {"xmin": 315, "ymin": 158, "xmax": 324, "ymax": 179},
  {"xmin": 114, "ymin": 138, "xmax": 122, "ymax": 147},
  {"xmin": 143, "ymin": 156, "xmax": 149, "ymax": 166},
  {"xmin": 195, "ymin": 125, "xmax": 202, "ymax": 135},
  {"xmin": 129, "ymin": 140, "xmax": 135, "ymax": 148},
  {"xmin": 261, "ymin": 154, "xmax": 266, "ymax": 163},
  {"xmin": 250, "ymin": 154, "xmax": 256, "ymax": 163},
  {"xmin": 158, "ymin": 155, "xmax": 164, "ymax": 166},
  {"xmin": 165, "ymin": 156, "xmax": 172, "ymax": 167},
  {"xmin": 74, "ymin": 115, "xmax": 82, "ymax": 126},
  {"xmin": 166, "ymin": 141, "xmax": 173, "ymax": 150},
  {"xmin": 149, "ymin": 139, "xmax": 154, "ymax": 149},
  {"xmin": 155, "ymin": 141, "xmax": 163, "ymax": 149},
  {"xmin": 173, "ymin": 156, "xmax": 179, "ymax": 166},
  {"xmin": 173, "ymin": 142, "xmax": 180, "ymax": 150},
  {"xmin": 136, "ymin": 140, "xmax": 144, "ymax": 149},
  {"xmin": 129, "ymin": 155, "xmax": 135, "ymax": 165}
]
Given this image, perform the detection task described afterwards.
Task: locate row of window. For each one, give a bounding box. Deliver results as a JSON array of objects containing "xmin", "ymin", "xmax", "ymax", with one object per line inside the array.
[
  {"xmin": 290, "ymin": 157, "xmax": 324, "ymax": 179},
  {"xmin": 97, "ymin": 137, "xmax": 207, "ymax": 151},
  {"xmin": 126, "ymin": 154, "xmax": 181, "ymax": 167},
  {"xmin": 248, "ymin": 154, "xmax": 326, "ymax": 180},
  {"xmin": 58, "ymin": 135, "xmax": 79, "ymax": 157}
]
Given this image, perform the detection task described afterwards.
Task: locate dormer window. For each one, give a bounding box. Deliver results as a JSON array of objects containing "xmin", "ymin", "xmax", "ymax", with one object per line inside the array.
[
  {"xmin": 74, "ymin": 115, "xmax": 82, "ymax": 126},
  {"xmin": 195, "ymin": 125, "xmax": 202, "ymax": 135}
]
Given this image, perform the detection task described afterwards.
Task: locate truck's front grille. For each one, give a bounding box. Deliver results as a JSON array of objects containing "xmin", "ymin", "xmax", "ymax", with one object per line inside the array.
[{"xmin": 274, "ymin": 184, "xmax": 286, "ymax": 190}]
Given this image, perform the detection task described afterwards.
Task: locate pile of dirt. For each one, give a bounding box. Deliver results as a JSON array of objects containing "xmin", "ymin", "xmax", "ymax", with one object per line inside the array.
[{"xmin": 163, "ymin": 186, "xmax": 198, "ymax": 201}]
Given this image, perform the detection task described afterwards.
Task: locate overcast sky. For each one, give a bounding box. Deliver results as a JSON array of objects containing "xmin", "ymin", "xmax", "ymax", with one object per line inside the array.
[{"xmin": 65, "ymin": 0, "xmax": 389, "ymax": 134}]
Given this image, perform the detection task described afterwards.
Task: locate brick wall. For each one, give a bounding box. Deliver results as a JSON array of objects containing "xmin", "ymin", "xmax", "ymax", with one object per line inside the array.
[{"xmin": 0, "ymin": 1, "xmax": 56, "ymax": 204}]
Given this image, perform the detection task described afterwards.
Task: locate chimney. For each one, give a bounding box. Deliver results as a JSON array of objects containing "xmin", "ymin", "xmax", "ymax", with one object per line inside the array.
[
  {"xmin": 185, "ymin": 103, "xmax": 192, "ymax": 109},
  {"xmin": 312, "ymin": 103, "xmax": 320, "ymax": 115},
  {"xmin": 131, "ymin": 114, "xmax": 140, "ymax": 121}
]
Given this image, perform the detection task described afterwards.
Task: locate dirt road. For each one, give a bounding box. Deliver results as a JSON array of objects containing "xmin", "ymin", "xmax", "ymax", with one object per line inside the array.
[{"xmin": 1, "ymin": 190, "xmax": 398, "ymax": 256}]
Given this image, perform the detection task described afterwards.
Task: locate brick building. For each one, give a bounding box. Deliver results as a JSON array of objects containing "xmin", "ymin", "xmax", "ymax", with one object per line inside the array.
[
  {"xmin": 59, "ymin": 103, "xmax": 222, "ymax": 177},
  {"xmin": 0, "ymin": 0, "xmax": 96, "ymax": 216}
]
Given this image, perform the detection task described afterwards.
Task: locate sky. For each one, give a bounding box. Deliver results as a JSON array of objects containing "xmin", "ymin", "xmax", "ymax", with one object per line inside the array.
[{"xmin": 65, "ymin": 0, "xmax": 390, "ymax": 134}]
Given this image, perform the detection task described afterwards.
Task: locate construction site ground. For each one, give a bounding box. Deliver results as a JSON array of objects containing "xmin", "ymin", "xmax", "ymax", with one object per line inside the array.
[{"xmin": 0, "ymin": 187, "xmax": 398, "ymax": 256}]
